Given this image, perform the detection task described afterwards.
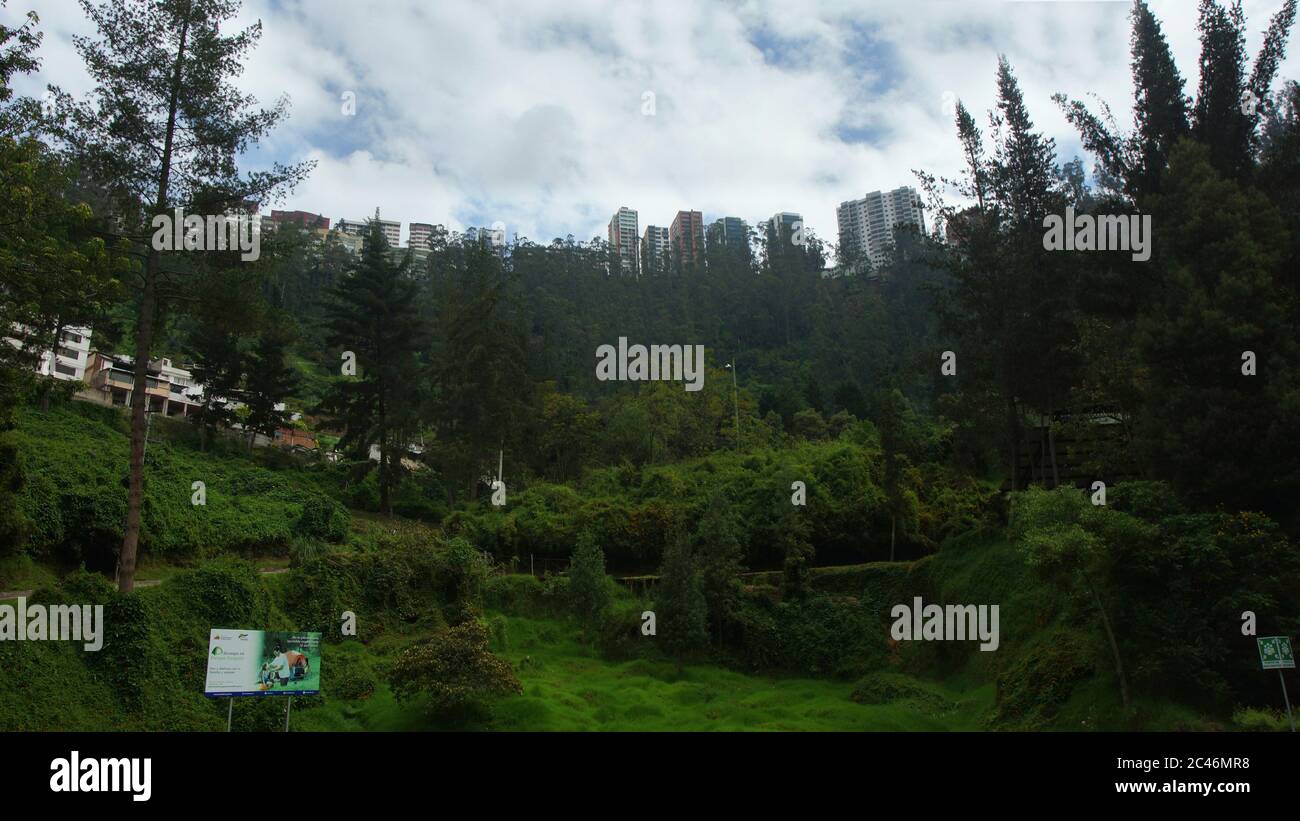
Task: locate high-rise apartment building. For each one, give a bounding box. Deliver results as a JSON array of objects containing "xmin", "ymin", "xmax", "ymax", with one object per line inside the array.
[
  {"xmin": 836, "ymin": 186, "xmax": 925, "ymax": 270},
  {"xmin": 707, "ymin": 216, "xmax": 749, "ymax": 252},
  {"xmin": 268, "ymin": 210, "xmax": 330, "ymax": 230},
  {"xmin": 641, "ymin": 225, "xmax": 670, "ymax": 274},
  {"xmin": 761, "ymin": 212, "xmax": 804, "ymax": 253},
  {"xmin": 409, "ymin": 222, "xmax": 436, "ymax": 249},
  {"xmin": 607, "ymin": 207, "xmax": 639, "ymax": 276},
  {"xmin": 337, "ymin": 216, "xmax": 401, "ymax": 248},
  {"xmin": 466, "ymin": 226, "xmax": 506, "ymax": 248},
  {"xmin": 669, "ymin": 210, "xmax": 705, "ymax": 269}
]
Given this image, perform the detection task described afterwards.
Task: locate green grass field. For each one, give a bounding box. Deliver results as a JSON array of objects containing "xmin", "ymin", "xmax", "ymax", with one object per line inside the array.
[{"xmin": 293, "ymin": 615, "xmax": 994, "ymax": 732}]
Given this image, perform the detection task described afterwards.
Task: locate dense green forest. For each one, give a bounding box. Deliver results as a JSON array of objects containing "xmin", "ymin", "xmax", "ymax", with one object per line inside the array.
[{"xmin": 1, "ymin": 0, "xmax": 1299, "ymax": 731}]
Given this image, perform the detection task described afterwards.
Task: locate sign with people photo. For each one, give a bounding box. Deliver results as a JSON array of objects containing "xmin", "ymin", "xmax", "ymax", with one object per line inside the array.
[{"xmin": 204, "ymin": 629, "xmax": 322, "ymax": 696}]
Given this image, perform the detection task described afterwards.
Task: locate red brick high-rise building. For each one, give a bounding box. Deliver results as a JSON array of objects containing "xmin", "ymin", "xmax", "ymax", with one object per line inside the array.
[{"xmin": 669, "ymin": 210, "xmax": 704, "ymax": 270}]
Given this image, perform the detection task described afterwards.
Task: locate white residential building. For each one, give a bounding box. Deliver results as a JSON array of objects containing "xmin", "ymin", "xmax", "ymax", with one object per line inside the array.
[
  {"xmin": 337, "ymin": 217, "xmax": 401, "ymax": 248},
  {"xmin": 836, "ymin": 186, "xmax": 926, "ymax": 270},
  {"xmin": 3, "ymin": 324, "xmax": 94, "ymax": 382},
  {"xmin": 466, "ymin": 226, "xmax": 506, "ymax": 248},
  {"xmin": 607, "ymin": 206, "xmax": 639, "ymax": 276}
]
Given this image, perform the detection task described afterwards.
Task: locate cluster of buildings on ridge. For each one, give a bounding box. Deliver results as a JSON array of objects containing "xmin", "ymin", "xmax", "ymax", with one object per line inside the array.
[
  {"xmin": 606, "ymin": 187, "xmax": 924, "ymax": 277},
  {"xmin": 257, "ymin": 183, "xmax": 927, "ymax": 277}
]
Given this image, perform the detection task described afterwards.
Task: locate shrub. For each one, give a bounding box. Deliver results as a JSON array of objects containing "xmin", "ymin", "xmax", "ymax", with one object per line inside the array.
[
  {"xmin": 1232, "ymin": 707, "xmax": 1290, "ymax": 732},
  {"xmin": 433, "ymin": 537, "xmax": 491, "ymax": 624},
  {"xmin": 326, "ymin": 650, "xmax": 377, "ymax": 701},
  {"xmin": 484, "ymin": 574, "xmax": 552, "ymax": 618},
  {"xmin": 296, "ymin": 495, "xmax": 350, "ymax": 542},
  {"xmin": 994, "ymin": 629, "xmax": 1094, "ymax": 728},
  {"xmin": 850, "ymin": 671, "xmax": 954, "ymax": 712},
  {"xmin": 1110, "ymin": 481, "xmax": 1185, "ymax": 522},
  {"xmin": 387, "ymin": 620, "xmax": 522, "ymax": 716}
]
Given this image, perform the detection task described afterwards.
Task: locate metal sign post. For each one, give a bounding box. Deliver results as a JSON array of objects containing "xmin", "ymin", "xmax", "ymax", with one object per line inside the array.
[
  {"xmin": 1257, "ymin": 636, "xmax": 1296, "ymax": 732},
  {"xmin": 227, "ymin": 698, "xmax": 233, "ymax": 732},
  {"xmin": 285, "ymin": 696, "xmax": 292, "ymax": 732},
  {"xmin": 1279, "ymin": 671, "xmax": 1295, "ymax": 733}
]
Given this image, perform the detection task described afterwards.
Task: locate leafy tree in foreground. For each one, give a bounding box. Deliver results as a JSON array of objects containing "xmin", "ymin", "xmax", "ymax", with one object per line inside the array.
[
  {"xmin": 53, "ymin": 0, "xmax": 311, "ymax": 591},
  {"xmin": 1011, "ymin": 486, "xmax": 1134, "ymax": 711}
]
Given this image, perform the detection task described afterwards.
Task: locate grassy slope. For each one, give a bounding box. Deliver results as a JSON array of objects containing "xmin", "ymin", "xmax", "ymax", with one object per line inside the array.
[
  {"xmin": 2, "ymin": 402, "xmax": 342, "ymax": 577},
  {"xmin": 291, "ymin": 615, "xmax": 994, "ymax": 732},
  {"xmin": 0, "ymin": 400, "xmax": 1226, "ymax": 731}
]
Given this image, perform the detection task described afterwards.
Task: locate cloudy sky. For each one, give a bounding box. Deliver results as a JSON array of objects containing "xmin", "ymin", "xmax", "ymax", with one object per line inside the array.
[{"xmin": 7, "ymin": 0, "xmax": 1300, "ymax": 248}]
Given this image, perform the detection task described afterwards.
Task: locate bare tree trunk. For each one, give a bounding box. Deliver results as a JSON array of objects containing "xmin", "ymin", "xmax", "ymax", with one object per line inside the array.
[
  {"xmin": 1047, "ymin": 406, "xmax": 1060, "ymax": 489},
  {"xmin": 120, "ymin": 258, "xmax": 156, "ymax": 593},
  {"xmin": 1006, "ymin": 397, "xmax": 1020, "ymax": 492},
  {"xmin": 1087, "ymin": 575, "xmax": 1130, "ymax": 712},
  {"xmin": 41, "ymin": 318, "xmax": 65, "ymax": 411},
  {"xmin": 118, "ymin": 7, "xmax": 192, "ymax": 594},
  {"xmin": 378, "ymin": 402, "xmax": 391, "ymax": 516}
]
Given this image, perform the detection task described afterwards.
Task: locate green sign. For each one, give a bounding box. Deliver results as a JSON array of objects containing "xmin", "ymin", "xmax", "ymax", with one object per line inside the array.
[
  {"xmin": 1257, "ymin": 636, "xmax": 1295, "ymax": 670},
  {"xmin": 204, "ymin": 629, "xmax": 322, "ymax": 696}
]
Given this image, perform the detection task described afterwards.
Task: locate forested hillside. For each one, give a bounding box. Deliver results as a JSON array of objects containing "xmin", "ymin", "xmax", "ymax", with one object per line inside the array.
[{"xmin": 1, "ymin": 0, "xmax": 1298, "ymax": 734}]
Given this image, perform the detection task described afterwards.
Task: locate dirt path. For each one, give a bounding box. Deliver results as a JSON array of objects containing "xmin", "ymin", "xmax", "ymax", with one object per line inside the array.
[{"xmin": 0, "ymin": 567, "xmax": 289, "ymax": 600}]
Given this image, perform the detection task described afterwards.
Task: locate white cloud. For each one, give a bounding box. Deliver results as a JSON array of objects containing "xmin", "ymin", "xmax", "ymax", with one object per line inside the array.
[{"xmin": 8, "ymin": 0, "xmax": 1300, "ymax": 248}]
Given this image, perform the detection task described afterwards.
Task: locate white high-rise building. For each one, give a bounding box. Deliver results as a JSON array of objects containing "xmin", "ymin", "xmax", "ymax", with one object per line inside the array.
[
  {"xmin": 836, "ymin": 186, "xmax": 925, "ymax": 270},
  {"xmin": 337, "ymin": 216, "xmax": 401, "ymax": 248},
  {"xmin": 607, "ymin": 207, "xmax": 639, "ymax": 276},
  {"xmin": 466, "ymin": 226, "xmax": 506, "ymax": 248}
]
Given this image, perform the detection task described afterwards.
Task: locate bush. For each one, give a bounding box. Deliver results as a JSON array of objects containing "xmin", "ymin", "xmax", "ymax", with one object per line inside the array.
[
  {"xmin": 1232, "ymin": 707, "xmax": 1291, "ymax": 732},
  {"xmin": 387, "ymin": 620, "xmax": 522, "ymax": 717},
  {"xmin": 994, "ymin": 629, "xmax": 1095, "ymax": 728},
  {"xmin": 729, "ymin": 593, "xmax": 885, "ymax": 677},
  {"xmin": 1110, "ymin": 481, "xmax": 1185, "ymax": 522},
  {"xmin": 433, "ymin": 538, "xmax": 491, "ymax": 624},
  {"xmin": 850, "ymin": 671, "xmax": 954, "ymax": 712},
  {"xmin": 485, "ymin": 574, "xmax": 553, "ymax": 618},
  {"xmin": 326, "ymin": 649, "xmax": 377, "ymax": 701},
  {"xmin": 296, "ymin": 495, "xmax": 350, "ymax": 542}
]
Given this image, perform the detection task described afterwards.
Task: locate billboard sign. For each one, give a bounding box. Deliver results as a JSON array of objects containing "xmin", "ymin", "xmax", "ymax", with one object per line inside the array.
[
  {"xmin": 204, "ymin": 629, "xmax": 322, "ymax": 696},
  {"xmin": 1257, "ymin": 635, "xmax": 1296, "ymax": 671}
]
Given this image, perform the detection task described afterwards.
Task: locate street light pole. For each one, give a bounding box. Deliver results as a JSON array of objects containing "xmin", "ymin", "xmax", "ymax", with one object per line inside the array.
[{"xmin": 727, "ymin": 359, "xmax": 740, "ymax": 447}]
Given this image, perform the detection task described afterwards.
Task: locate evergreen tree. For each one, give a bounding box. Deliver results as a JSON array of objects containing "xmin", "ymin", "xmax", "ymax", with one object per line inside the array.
[
  {"xmin": 877, "ymin": 389, "xmax": 923, "ymax": 560},
  {"xmin": 694, "ymin": 492, "xmax": 742, "ymax": 647},
  {"xmin": 241, "ymin": 314, "xmax": 299, "ymax": 450},
  {"xmin": 424, "ymin": 237, "xmax": 529, "ymax": 502},
  {"xmin": 185, "ymin": 317, "xmax": 243, "ymax": 451},
  {"xmin": 657, "ymin": 527, "xmax": 708, "ymax": 660},
  {"xmin": 322, "ymin": 220, "xmax": 425, "ymax": 515},
  {"xmin": 567, "ymin": 532, "xmax": 611, "ymax": 643},
  {"xmin": 1191, "ymin": 0, "xmax": 1252, "ymax": 180},
  {"xmin": 1129, "ymin": 0, "xmax": 1191, "ymax": 197}
]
